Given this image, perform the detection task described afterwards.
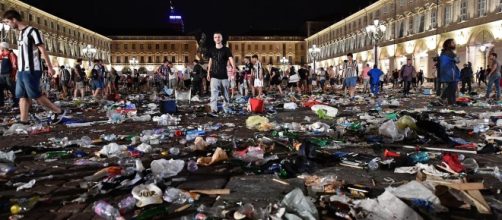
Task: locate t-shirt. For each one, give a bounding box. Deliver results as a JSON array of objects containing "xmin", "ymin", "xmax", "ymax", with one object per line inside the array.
[
  {"xmin": 492, "ymin": 58, "xmax": 501, "ymax": 79},
  {"xmin": 362, "ymin": 66, "xmax": 371, "ymax": 79},
  {"xmin": 17, "ymin": 26, "xmax": 44, "ymax": 72},
  {"xmin": 208, "ymin": 46, "xmax": 233, "ymax": 79},
  {"xmin": 343, "ymin": 62, "xmax": 358, "ymax": 78},
  {"xmin": 298, "ymin": 68, "xmax": 308, "ymax": 79},
  {"xmin": 253, "ymin": 62, "xmax": 262, "ymax": 79},
  {"xmin": 270, "ymin": 67, "xmax": 280, "ymax": 80}
]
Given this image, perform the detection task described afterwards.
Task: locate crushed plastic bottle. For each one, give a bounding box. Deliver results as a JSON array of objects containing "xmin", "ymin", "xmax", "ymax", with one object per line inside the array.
[
  {"xmin": 187, "ymin": 160, "xmax": 198, "ymax": 172},
  {"xmin": 185, "ymin": 129, "xmax": 206, "ymax": 141},
  {"xmin": 0, "ymin": 163, "xmax": 15, "ymax": 176},
  {"xmin": 169, "ymin": 147, "xmax": 180, "ymax": 156},
  {"xmin": 117, "ymin": 196, "xmax": 136, "ymax": 215},
  {"xmin": 367, "ymin": 158, "xmax": 380, "ymax": 171},
  {"xmin": 93, "ymin": 200, "xmax": 122, "ymax": 220},
  {"xmin": 163, "ymin": 188, "xmax": 193, "ymax": 204},
  {"xmin": 409, "ymin": 152, "xmax": 429, "ymax": 164},
  {"xmin": 80, "ymin": 136, "xmax": 92, "ymax": 147},
  {"xmin": 108, "ymin": 112, "xmax": 125, "ymax": 124}
]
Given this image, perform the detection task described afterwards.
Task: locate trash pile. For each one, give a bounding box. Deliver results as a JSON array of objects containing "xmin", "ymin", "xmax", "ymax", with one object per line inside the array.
[{"xmin": 1, "ymin": 87, "xmax": 502, "ymax": 219}]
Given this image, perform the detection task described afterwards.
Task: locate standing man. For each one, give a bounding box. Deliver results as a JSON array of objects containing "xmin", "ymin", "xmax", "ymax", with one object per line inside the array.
[
  {"xmin": 342, "ymin": 53, "xmax": 358, "ymax": 99},
  {"xmin": 3, "ymin": 10, "xmax": 66, "ymax": 124},
  {"xmin": 156, "ymin": 60, "xmax": 170, "ymax": 90},
  {"xmin": 0, "ymin": 42, "xmax": 18, "ymax": 107},
  {"xmin": 191, "ymin": 60, "xmax": 203, "ymax": 96},
  {"xmin": 207, "ymin": 32, "xmax": 235, "ymax": 114},
  {"xmin": 478, "ymin": 67, "xmax": 487, "ymax": 87},
  {"xmin": 251, "ymin": 54, "xmax": 263, "ymax": 97},
  {"xmin": 268, "ymin": 64, "xmax": 283, "ymax": 95},
  {"xmin": 400, "ymin": 58, "xmax": 416, "ymax": 97},
  {"xmin": 485, "ymin": 52, "xmax": 501, "ymax": 100},
  {"xmin": 439, "ymin": 39, "xmax": 461, "ymax": 105},
  {"xmin": 460, "ymin": 63, "xmax": 473, "ymax": 94},
  {"xmin": 72, "ymin": 58, "xmax": 85, "ymax": 99}
]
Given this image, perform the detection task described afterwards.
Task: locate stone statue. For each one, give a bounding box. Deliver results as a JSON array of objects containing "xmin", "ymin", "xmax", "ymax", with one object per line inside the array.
[{"xmin": 197, "ymin": 33, "xmax": 208, "ymax": 61}]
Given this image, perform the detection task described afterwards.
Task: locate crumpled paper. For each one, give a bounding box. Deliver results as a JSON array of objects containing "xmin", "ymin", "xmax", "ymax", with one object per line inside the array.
[{"xmin": 197, "ymin": 147, "xmax": 228, "ymax": 166}]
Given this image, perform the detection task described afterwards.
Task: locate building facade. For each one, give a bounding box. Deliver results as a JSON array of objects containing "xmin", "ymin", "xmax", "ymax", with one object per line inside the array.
[
  {"xmin": 228, "ymin": 36, "xmax": 306, "ymax": 66},
  {"xmin": 306, "ymin": 0, "xmax": 502, "ymax": 78},
  {"xmin": 0, "ymin": 0, "xmax": 112, "ymax": 68},
  {"xmin": 109, "ymin": 36, "xmax": 198, "ymax": 73}
]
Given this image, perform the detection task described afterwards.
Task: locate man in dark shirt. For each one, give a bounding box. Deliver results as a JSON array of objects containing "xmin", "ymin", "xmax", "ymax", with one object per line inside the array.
[
  {"xmin": 191, "ymin": 59, "xmax": 204, "ymax": 96},
  {"xmin": 207, "ymin": 32, "xmax": 236, "ymax": 113}
]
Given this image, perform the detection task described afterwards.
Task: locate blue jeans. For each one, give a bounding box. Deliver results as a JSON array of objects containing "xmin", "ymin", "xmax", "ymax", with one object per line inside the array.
[
  {"xmin": 16, "ymin": 71, "xmax": 42, "ymax": 99},
  {"xmin": 210, "ymin": 78, "xmax": 230, "ymax": 112},
  {"xmin": 370, "ymin": 83, "xmax": 379, "ymax": 95},
  {"xmin": 486, "ymin": 75, "xmax": 501, "ymax": 99}
]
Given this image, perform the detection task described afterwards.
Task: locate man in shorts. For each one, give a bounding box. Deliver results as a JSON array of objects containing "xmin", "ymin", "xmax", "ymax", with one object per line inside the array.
[
  {"xmin": 251, "ymin": 54, "xmax": 263, "ymax": 97},
  {"xmin": 72, "ymin": 58, "xmax": 85, "ymax": 99},
  {"xmin": 3, "ymin": 10, "xmax": 67, "ymax": 124},
  {"xmin": 268, "ymin": 63, "xmax": 283, "ymax": 95},
  {"xmin": 342, "ymin": 53, "xmax": 358, "ymax": 99}
]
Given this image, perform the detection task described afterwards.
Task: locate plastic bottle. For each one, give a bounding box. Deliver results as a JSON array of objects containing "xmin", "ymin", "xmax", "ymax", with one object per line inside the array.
[
  {"xmin": 10, "ymin": 196, "xmax": 39, "ymax": 215},
  {"xmin": 0, "ymin": 163, "xmax": 15, "ymax": 176},
  {"xmin": 187, "ymin": 160, "xmax": 198, "ymax": 172},
  {"xmin": 185, "ymin": 129, "xmax": 206, "ymax": 141},
  {"xmin": 93, "ymin": 200, "xmax": 122, "ymax": 220},
  {"xmin": 409, "ymin": 152, "xmax": 429, "ymax": 164},
  {"xmin": 117, "ymin": 196, "xmax": 136, "ymax": 215},
  {"xmin": 163, "ymin": 188, "xmax": 193, "ymax": 204},
  {"xmin": 367, "ymin": 158, "xmax": 380, "ymax": 171},
  {"xmin": 169, "ymin": 147, "xmax": 180, "ymax": 156},
  {"xmin": 80, "ymin": 136, "xmax": 92, "ymax": 147}
]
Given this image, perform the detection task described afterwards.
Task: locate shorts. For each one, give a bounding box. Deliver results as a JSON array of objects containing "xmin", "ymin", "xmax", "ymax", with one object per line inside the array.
[
  {"xmin": 254, "ymin": 79, "xmax": 263, "ymax": 87},
  {"xmin": 91, "ymin": 79, "xmax": 104, "ymax": 90},
  {"xmin": 288, "ymin": 82, "xmax": 298, "ymax": 88},
  {"xmin": 344, "ymin": 77, "xmax": 357, "ymax": 88},
  {"xmin": 75, "ymin": 81, "xmax": 84, "ymax": 89},
  {"xmin": 270, "ymin": 78, "xmax": 281, "ymax": 86},
  {"xmin": 16, "ymin": 71, "xmax": 42, "ymax": 99}
]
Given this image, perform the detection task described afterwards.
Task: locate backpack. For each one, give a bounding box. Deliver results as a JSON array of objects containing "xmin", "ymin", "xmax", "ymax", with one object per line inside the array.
[
  {"xmin": 61, "ymin": 68, "xmax": 71, "ymax": 82},
  {"xmin": 0, "ymin": 53, "xmax": 12, "ymax": 75},
  {"xmin": 91, "ymin": 68, "xmax": 99, "ymax": 80}
]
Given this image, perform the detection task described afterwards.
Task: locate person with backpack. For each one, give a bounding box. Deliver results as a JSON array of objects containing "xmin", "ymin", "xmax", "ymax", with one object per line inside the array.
[
  {"xmin": 90, "ymin": 59, "xmax": 104, "ymax": 98},
  {"xmin": 0, "ymin": 42, "xmax": 18, "ymax": 107},
  {"xmin": 439, "ymin": 39, "xmax": 461, "ymax": 105},
  {"xmin": 59, "ymin": 65, "xmax": 71, "ymax": 100},
  {"xmin": 72, "ymin": 58, "xmax": 85, "ymax": 99}
]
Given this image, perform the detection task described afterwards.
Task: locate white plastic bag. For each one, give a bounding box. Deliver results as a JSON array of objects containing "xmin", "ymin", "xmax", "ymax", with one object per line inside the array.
[
  {"xmin": 150, "ymin": 159, "xmax": 185, "ymax": 179},
  {"xmin": 378, "ymin": 120, "xmax": 404, "ymax": 141}
]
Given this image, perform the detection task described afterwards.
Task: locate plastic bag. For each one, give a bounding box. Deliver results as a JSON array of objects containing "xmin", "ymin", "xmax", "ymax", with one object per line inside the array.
[
  {"xmin": 246, "ymin": 116, "xmax": 272, "ymax": 131},
  {"xmin": 396, "ymin": 115, "xmax": 417, "ymax": 130},
  {"xmin": 311, "ymin": 105, "xmax": 338, "ymax": 118},
  {"xmin": 379, "ymin": 120, "xmax": 404, "ymax": 141},
  {"xmin": 98, "ymin": 143, "xmax": 127, "ymax": 158},
  {"xmin": 284, "ymin": 102, "xmax": 298, "ymax": 110},
  {"xmin": 281, "ymin": 188, "xmax": 318, "ymax": 220},
  {"xmin": 0, "ymin": 150, "xmax": 15, "ymax": 163},
  {"xmin": 150, "ymin": 159, "xmax": 185, "ymax": 179}
]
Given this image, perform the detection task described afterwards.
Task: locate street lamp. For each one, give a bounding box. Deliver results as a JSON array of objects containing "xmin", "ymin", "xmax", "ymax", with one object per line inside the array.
[
  {"xmin": 308, "ymin": 44, "xmax": 320, "ymax": 75},
  {"xmin": 82, "ymin": 44, "xmax": 97, "ymax": 67},
  {"xmin": 0, "ymin": 23, "xmax": 10, "ymax": 41},
  {"xmin": 280, "ymin": 56, "xmax": 289, "ymax": 77},
  {"xmin": 365, "ymin": 20, "xmax": 386, "ymax": 67},
  {"xmin": 129, "ymin": 57, "xmax": 139, "ymax": 71}
]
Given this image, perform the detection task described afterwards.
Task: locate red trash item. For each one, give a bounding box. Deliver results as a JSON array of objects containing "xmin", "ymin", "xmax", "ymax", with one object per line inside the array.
[
  {"xmin": 106, "ymin": 166, "xmax": 122, "ymax": 176},
  {"xmin": 383, "ymin": 149, "xmax": 400, "ymax": 158},
  {"xmin": 442, "ymin": 153, "xmax": 464, "ymax": 173},
  {"xmin": 249, "ymin": 98, "xmax": 265, "ymax": 113},
  {"xmin": 303, "ymin": 100, "xmax": 322, "ymax": 108}
]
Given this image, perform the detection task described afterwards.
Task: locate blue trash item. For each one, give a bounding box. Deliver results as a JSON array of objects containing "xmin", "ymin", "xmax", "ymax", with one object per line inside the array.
[
  {"xmin": 423, "ymin": 88, "xmax": 432, "ymax": 95},
  {"xmin": 160, "ymin": 100, "xmax": 177, "ymax": 114},
  {"xmin": 185, "ymin": 129, "xmax": 206, "ymax": 141}
]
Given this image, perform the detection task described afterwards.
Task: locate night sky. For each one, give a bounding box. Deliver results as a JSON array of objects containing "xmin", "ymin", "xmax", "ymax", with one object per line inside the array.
[{"xmin": 20, "ymin": 0, "xmax": 374, "ymax": 36}]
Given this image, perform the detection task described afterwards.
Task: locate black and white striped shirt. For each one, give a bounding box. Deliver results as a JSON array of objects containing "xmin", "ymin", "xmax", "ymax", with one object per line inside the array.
[{"xmin": 17, "ymin": 26, "xmax": 44, "ymax": 72}]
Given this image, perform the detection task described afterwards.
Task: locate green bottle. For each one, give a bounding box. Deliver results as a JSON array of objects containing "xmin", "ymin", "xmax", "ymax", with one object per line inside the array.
[
  {"xmin": 44, "ymin": 151, "xmax": 71, "ymax": 159},
  {"xmin": 134, "ymin": 205, "xmax": 170, "ymax": 220}
]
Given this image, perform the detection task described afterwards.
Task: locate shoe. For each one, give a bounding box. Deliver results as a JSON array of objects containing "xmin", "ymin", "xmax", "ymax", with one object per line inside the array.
[
  {"xmin": 30, "ymin": 113, "xmax": 42, "ymax": 124},
  {"xmin": 208, "ymin": 112, "xmax": 218, "ymax": 118},
  {"xmin": 50, "ymin": 109, "xmax": 68, "ymax": 124}
]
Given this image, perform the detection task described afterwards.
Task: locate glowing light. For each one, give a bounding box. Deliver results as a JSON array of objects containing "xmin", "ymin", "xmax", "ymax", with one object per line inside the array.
[
  {"xmin": 169, "ymin": 15, "xmax": 182, "ymax": 20},
  {"xmin": 455, "ymin": 30, "xmax": 468, "ymax": 45},
  {"xmin": 425, "ymin": 36, "xmax": 437, "ymax": 50},
  {"xmin": 404, "ymin": 41, "xmax": 416, "ymax": 54}
]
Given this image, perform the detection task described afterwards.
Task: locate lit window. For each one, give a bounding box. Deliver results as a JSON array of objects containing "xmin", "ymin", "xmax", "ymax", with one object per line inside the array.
[
  {"xmin": 444, "ymin": 4, "xmax": 452, "ymax": 25},
  {"xmin": 477, "ymin": 0, "xmax": 487, "ymax": 17},
  {"xmin": 460, "ymin": 0, "xmax": 468, "ymax": 21}
]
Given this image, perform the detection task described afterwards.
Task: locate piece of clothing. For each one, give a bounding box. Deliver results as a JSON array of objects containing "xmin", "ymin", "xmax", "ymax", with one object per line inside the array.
[
  {"xmin": 438, "ymin": 50, "xmax": 460, "ymax": 83},
  {"xmin": 15, "ymin": 70, "xmax": 42, "ymax": 99},
  {"xmin": 368, "ymin": 68, "xmax": 383, "ymax": 85},
  {"xmin": 400, "ymin": 65, "xmax": 415, "ymax": 82},
  {"xmin": 210, "ymin": 78, "xmax": 230, "ymax": 112},
  {"xmin": 17, "ymin": 26, "xmax": 44, "ymax": 72},
  {"xmin": 370, "ymin": 83, "xmax": 380, "ymax": 96},
  {"xmin": 208, "ymin": 47, "xmax": 233, "ymax": 80},
  {"xmin": 486, "ymin": 75, "xmax": 501, "ymax": 100},
  {"xmin": 343, "ymin": 62, "xmax": 358, "ymax": 78},
  {"xmin": 344, "ymin": 76, "xmax": 357, "ymax": 88}
]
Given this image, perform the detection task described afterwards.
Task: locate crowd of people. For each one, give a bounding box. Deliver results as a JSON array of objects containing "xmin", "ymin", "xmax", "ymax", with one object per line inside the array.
[{"xmin": 0, "ymin": 8, "xmax": 501, "ymax": 123}]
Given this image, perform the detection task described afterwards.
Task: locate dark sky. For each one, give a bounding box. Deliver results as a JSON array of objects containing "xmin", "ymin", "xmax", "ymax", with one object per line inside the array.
[{"xmin": 20, "ymin": 0, "xmax": 374, "ymax": 36}]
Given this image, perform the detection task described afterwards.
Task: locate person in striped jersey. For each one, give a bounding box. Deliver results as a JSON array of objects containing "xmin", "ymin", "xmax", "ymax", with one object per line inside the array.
[{"xmin": 2, "ymin": 10, "xmax": 67, "ymax": 125}]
